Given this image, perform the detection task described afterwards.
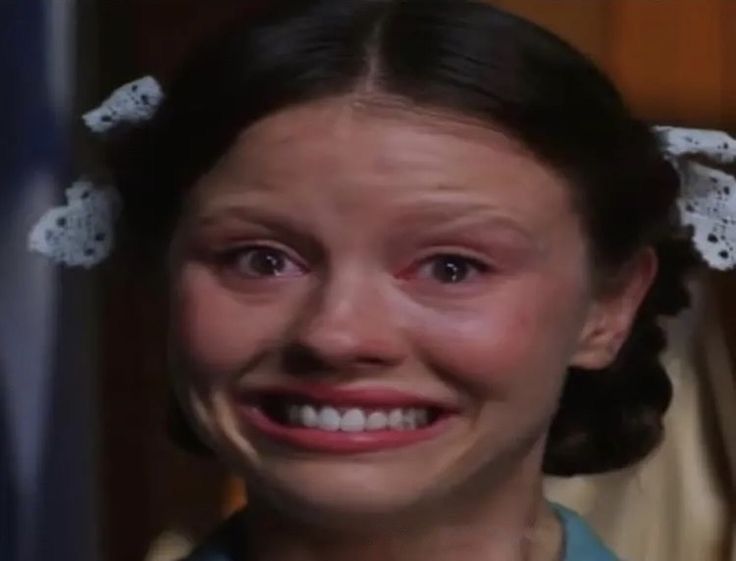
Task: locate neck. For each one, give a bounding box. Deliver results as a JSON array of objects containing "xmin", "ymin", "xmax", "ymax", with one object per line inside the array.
[{"xmin": 240, "ymin": 446, "xmax": 563, "ymax": 561}]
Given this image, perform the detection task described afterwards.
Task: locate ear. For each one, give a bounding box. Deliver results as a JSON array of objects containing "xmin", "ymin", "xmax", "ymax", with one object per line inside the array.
[{"xmin": 571, "ymin": 248, "xmax": 658, "ymax": 370}]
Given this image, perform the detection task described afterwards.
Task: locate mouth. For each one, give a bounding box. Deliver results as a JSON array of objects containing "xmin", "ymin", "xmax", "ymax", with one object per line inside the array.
[
  {"xmin": 235, "ymin": 386, "xmax": 458, "ymax": 454},
  {"xmin": 260, "ymin": 396, "xmax": 442, "ymax": 431}
]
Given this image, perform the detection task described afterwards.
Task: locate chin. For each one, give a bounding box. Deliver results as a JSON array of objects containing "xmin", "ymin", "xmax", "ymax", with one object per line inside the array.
[
  {"xmin": 242, "ymin": 457, "xmax": 454, "ymax": 528},
  {"xmin": 206, "ymin": 400, "xmax": 548, "ymax": 528}
]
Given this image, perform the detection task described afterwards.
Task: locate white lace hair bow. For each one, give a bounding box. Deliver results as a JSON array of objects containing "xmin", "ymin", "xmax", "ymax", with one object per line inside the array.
[
  {"xmin": 28, "ymin": 76, "xmax": 736, "ymax": 271},
  {"xmin": 28, "ymin": 77, "xmax": 163, "ymax": 268},
  {"xmin": 654, "ymin": 126, "xmax": 736, "ymax": 271}
]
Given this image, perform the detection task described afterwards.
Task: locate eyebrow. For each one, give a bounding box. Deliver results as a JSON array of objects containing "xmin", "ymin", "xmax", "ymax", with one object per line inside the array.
[
  {"xmin": 189, "ymin": 205, "xmax": 323, "ymax": 251},
  {"xmin": 190, "ymin": 198, "xmax": 544, "ymax": 253},
  {"xmin": 393, "ymin": 201, "xmax": 541, "ymax": 244},
  {"xmin": 194, "ymin": 205, "xmax": 300, "ymax": 229},
  {"xmin": 197, "ymin": 202, "xmax": 530, "ymax": 229}
]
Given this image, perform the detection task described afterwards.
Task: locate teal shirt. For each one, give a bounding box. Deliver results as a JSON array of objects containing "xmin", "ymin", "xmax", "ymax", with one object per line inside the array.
[
  {"xmin": 555, "ymin": 504, "xmax": 619, "ymax": 561},
  {"xmin": 184, "ymin": 503, "xmax": 620, "ymax": 561}
]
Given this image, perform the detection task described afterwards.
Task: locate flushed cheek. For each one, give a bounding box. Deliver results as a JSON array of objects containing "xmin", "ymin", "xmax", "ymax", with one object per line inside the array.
[
  {"xmin": 170, "ymin": 264, "xmax": 293, "ymax": 385},
  {"xmin": 409, "ymin": 289, "xmax": 584, "ymax": 396}
]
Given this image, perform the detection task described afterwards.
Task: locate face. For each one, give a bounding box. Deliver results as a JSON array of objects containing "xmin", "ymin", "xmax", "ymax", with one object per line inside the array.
[{"xmin": 168, "ymin": 97, "xmax": 627, "ymax": 525}]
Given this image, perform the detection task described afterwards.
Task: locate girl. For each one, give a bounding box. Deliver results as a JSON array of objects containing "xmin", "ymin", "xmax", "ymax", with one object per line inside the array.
[{"xmin": 110, "ymin": 1, "xmax": 694, "ymax": 559}]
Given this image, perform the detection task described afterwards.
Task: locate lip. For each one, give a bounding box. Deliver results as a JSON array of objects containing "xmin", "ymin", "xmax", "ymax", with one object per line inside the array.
[
  {"xmin": 234, "ymin": 382, "xmax": 460, "ymax": 454},
  {"xmin": 237, "ymin": 382, "xmax": 459, "ymax": 410}
]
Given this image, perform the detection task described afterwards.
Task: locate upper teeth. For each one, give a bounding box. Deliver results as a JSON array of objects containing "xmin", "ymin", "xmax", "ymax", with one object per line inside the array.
[{"xmin": 286, "ymin": 404, "xmax": 431, "ymax": 432}]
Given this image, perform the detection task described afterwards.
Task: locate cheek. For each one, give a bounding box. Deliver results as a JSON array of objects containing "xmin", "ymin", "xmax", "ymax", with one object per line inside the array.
[
  {"xmin": 410, "ymin": 278, "xmax": 587, "ymax": 397},
  {"xmin": 169, "ymin": 264, "xmax": 289, "ymax": 383}
]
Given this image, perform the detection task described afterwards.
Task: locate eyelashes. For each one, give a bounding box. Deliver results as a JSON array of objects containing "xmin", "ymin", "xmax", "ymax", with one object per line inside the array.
[
  {"xmin": 218, "ymin": 244, "xmax": 308, "ymax": 279},
  {"xmin": 399, "ymin": 254, "xmax": 493, "ymax": 284}
]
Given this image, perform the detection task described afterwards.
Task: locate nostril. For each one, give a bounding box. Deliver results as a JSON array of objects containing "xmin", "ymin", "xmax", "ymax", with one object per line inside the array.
[
  {"xmin": 281, "ymin": 343, "xmax": 331, "ymax": 376},
  {"xmin": 281, "ymin": 341, "xmax": 401, "ymax": 376},
  {"xmin": 354, "ymin": 356, "xmax": 392, "ymax": 368}
]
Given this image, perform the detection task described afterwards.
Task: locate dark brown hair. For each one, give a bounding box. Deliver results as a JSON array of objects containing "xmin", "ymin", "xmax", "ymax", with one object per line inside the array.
[{"xmin": 109, "ymin": 0, "xmax": 695, "ymax": 475}]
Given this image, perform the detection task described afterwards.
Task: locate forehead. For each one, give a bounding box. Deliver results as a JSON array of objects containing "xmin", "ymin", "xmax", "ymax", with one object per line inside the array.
[
  {"xmin": 224, "ymin": 96, "xmax": 546, "ymax": 176},
  {"xmin": 186, "ymin": 96, "xmax": 574, "ymax": 232}
]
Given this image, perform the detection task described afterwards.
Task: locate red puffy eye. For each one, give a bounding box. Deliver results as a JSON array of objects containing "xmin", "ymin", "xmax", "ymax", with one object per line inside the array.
[
  {"xmin": 405, "ymin": 254, "xmax": 492, "ymax": 284},
  {"xmin": 228, "ymin": 246, "xmax": 305, "ymax": 278}
]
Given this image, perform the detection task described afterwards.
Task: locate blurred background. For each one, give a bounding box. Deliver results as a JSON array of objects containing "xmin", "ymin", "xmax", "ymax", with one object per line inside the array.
[{"xmin": 1, "ymin": 1, "xmax": 735, "ymax": 560}]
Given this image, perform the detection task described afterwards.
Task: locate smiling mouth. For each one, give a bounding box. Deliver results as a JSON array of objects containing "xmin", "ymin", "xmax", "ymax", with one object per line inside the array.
[
  {"xmin": 236, "ymin": 387, "xmax": 457, "ymax": 453},
  {"xmin": 258, "ymin": 395, "xmax": 444, "ymax": 433}
]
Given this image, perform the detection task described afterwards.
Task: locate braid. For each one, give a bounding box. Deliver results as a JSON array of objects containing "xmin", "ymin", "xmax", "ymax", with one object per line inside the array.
[{"xmin": 544, "ymin": 237, "xmax": 697, "ymax": 475}]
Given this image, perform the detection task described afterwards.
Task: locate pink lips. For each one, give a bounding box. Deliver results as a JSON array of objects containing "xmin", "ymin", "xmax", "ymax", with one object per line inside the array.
[
  {"xmin": 239, "ymin": 382, "xmax": 456, "ymax": 409},
  {"xmin": 235, "ymin": 383, "xmax": 459, "ymax": 454}
]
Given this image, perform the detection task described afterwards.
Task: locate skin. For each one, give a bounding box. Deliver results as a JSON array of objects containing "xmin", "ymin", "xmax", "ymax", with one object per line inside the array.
[{"xmin": 168, "ymin": 96, "xmax": 656, "ymax": 561}]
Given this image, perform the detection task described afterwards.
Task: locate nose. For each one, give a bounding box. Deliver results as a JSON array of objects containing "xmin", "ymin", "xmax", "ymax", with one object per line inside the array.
[{"xmin": 284, "ymin": 269, "xmax": 407, "ymax": 375}]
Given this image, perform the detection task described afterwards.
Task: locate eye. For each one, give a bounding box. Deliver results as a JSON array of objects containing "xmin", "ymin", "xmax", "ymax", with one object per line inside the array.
[
  {"xmin": 225, "ymin": 245, "xmax": 305, "ymax": 278},
  {"xmin": 413, "ymin": 254, "xmax": 491, "ymax": 284}
]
